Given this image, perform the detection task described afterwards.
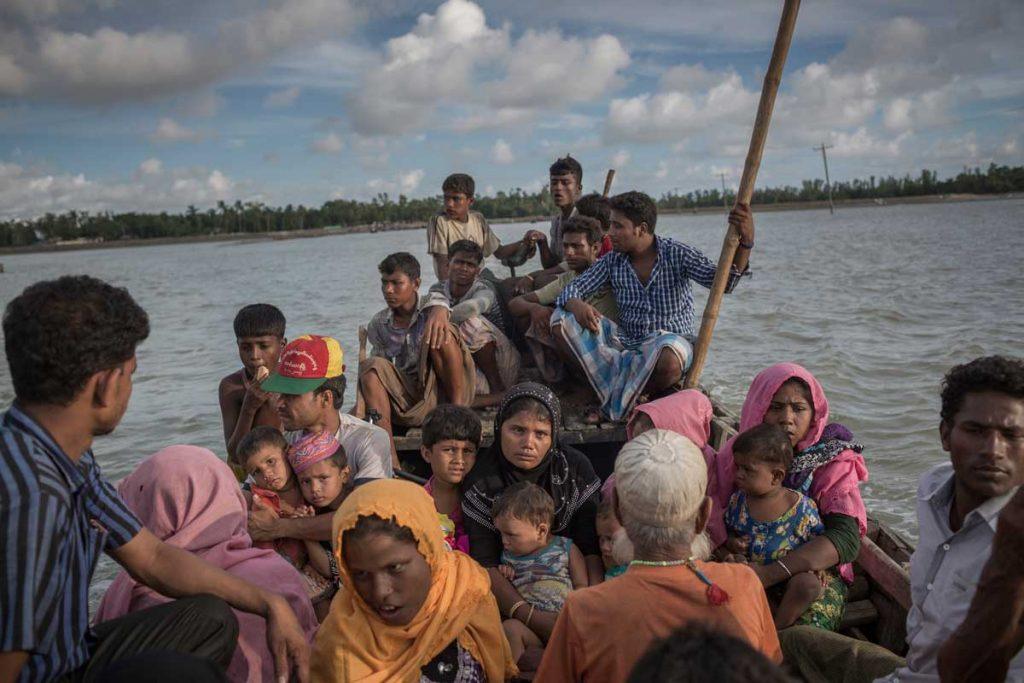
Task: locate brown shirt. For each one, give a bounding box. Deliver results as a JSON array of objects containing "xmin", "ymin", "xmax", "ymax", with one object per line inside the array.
[{"xmin": 535, "ymin": 562, "xmax": 781, "ymax": 683}]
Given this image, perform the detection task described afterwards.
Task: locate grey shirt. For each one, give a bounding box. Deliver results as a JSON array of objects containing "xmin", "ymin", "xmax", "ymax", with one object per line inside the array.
[
  {"xmin": 285, "ymin": 411, "xmax": 393, "ymax": 482},
  {"xmin": 366, "ymin": 294, "xmax": 448, "ymax": 379},
  {"xmin": 879, "ymin": 462, "xmax": 1022, "ymax": 682},
  {"xmin": 424, "ymin": 278, "xmax": 507, "ymax": 333}
]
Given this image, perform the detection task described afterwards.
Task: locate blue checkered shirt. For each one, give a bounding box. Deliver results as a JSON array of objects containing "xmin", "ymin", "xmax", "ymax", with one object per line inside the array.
[
  {"xmin": 555, "ymin": 235, "xmax": 746, "ymax": 349},
  {"xmin": 0, "ymin": 405, "xmax": 142, "ymax": 682}
]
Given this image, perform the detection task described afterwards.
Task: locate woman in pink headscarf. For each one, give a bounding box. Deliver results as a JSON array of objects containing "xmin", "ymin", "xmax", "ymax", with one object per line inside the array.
[
  {"xmin": 623, "ymin": 389, "xmax": 727, "ymax": 547},
  {"xmin": 96, "ymin": 446, "xmax": 318, "ymax": 682},
  {"xmin": 717, "ymin": 363, "xmax": 868, "ymax": 627}
]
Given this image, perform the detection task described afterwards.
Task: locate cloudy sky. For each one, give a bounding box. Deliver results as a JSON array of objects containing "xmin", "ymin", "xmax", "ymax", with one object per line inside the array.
[{"xmin": 1, "ymin": 0, "xmax": 1021, "ymax": 218}]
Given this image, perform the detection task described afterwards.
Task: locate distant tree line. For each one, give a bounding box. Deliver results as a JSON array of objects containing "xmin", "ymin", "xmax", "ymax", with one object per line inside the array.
[{"xmin": 1, "ymin": 164, "xmax": 1021, "ymax": 248}]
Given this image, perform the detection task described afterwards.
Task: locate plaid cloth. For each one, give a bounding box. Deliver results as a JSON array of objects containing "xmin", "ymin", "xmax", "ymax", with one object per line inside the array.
[
  {"xmin": 553, "ymin": 310, "xmax": 692, "ymax": 420},
  {"xmin": 554, "ymin": 235, "xmax": 746, "ymax": 349}
]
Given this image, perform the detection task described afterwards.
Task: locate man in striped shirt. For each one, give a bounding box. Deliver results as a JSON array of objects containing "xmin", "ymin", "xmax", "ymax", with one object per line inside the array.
[
  {"xmin": 553, "ymin": 191, "xmax": 754, "ymax": 420},
  {"xmin": 0, "ymin": 276, "xmax": 310, "ymax": 683}
]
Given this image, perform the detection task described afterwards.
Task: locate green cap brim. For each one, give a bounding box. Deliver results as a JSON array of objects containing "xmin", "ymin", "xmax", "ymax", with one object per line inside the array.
[{"xmin": 261, "ymin": 374, "xmax": 328, "ymax": 395}]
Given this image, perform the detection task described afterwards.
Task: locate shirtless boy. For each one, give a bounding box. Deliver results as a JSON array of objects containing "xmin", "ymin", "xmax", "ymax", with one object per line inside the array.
[{"xmin": 219, "ymin": 303, "xmax": 286, "ymax": 464}]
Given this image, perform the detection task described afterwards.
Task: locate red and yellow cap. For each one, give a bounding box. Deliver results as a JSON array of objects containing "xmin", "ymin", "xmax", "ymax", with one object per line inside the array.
[{"xmin": 261, "ymin": 334, "xmax": 344, "ymax": 395}]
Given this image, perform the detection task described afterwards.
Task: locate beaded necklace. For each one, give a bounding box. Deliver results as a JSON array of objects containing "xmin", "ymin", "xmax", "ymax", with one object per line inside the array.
[{"xmin": 628, "ymin": 558, "xmax": 730, "ymax": 605}]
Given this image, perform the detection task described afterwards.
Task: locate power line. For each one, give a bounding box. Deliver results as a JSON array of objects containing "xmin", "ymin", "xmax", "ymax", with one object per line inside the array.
[{"xmin": 813, "ymin": 143, "xmax": 835, "ymax": 215}]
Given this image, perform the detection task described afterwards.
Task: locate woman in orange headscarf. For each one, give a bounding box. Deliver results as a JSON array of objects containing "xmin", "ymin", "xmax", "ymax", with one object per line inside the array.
[{"xmin": 311, "ymin": 479, "xmax": 517, "ymax": 682}]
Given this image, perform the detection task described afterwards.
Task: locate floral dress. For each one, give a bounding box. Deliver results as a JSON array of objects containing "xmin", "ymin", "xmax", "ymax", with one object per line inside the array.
[{"xmin": 726, "ymin": 489, "xmax": 846, "ymax": 630}]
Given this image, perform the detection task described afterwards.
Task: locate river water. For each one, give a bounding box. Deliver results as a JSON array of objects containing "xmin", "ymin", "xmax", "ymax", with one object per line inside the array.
[{"xmin": 1, "ymin": 198, "xmax": 1022, "ymax": 606}]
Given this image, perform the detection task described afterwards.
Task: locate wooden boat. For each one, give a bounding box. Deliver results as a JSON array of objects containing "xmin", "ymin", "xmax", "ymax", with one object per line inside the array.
[{"xmin": 392, "ymin": 383, "xmax": 913, "ymax": 656}]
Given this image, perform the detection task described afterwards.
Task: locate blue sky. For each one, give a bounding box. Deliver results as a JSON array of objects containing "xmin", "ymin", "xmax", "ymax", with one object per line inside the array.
[{"xmin": 0, "ymin": 0, "xmax": 1021, "ymax": 218}]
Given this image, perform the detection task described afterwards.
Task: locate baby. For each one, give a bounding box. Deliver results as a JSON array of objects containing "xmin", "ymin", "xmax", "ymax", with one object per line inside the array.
[
  {"xmin": 595, "ymin": 494, "xmax": 632, "ymax": 580},
  {"xmin": 493, "ymin": 481, "xmax": 588, "ymax": 661},
  {"xmin": 723, "ymin": 423, "xmax": 833, "ymax": 628},
  {"xmin": 240, "ymin": 427, "xmax": 337, "ymax": 615}
]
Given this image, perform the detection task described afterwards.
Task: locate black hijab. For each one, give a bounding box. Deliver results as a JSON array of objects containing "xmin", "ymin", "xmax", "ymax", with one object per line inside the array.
[{"xmin": 462, "ymin": 382, "xmax": 601, "ymax": 534}]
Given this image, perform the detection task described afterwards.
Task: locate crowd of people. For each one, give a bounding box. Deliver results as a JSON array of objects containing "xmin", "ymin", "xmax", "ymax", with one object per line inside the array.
[{"xmin": 1, "ymin": 154, "xmax": 1022, "ymax": 683}]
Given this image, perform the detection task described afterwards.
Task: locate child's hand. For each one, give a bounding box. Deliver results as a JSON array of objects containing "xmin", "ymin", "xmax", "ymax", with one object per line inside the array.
[
  {"xmin": 284, "ymin": 505, "xmax": 316, "ymax": 518},
  {"xmin": 498, "ymin": 564, "xmax": 515, "ymax": 581},
  {"xmin": 242, "ymin": 370, "xmax": 272, "ymax": 407}
]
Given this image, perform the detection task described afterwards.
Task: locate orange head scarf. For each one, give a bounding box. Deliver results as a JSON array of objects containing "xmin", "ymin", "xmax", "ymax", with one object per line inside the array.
[{"xmin": 310, "ymin": 479, "xmax": 516, "ymax": 682}]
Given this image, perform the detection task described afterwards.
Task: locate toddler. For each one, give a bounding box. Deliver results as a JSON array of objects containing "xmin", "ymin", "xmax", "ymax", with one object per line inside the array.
[
  {"xmin": 595, "ymin": 495, "xmax": 631, "ymax": 580},
  {"xmin": 420, "ymin": 405, "xmax": 481, "ymax": 553},
  {"xmin": 240, "ymin": 427, "xmax": 336, "ymax": 615},
  {"xmin": 723, "ymin": 423, "xmax": 836, "ymax": 629},
  {"xmin": 493, "ymin": 481, "xmax": 587, "ymax": 661}
]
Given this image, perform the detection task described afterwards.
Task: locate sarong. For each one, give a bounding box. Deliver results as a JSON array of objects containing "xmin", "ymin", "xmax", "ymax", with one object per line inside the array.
[
  {"xmin": 458, "ymin": 316, "xmax": 520, "ymax": 394},
  {"xmin": 524, "ymin": 318, "xmax": 565, "ymax": 384},
  {"xmin": 552, "ymin": 310, "xmax": 692, "ymax": 420},
  {"xmin": 358, "ymin": 322, "xmax": 475, "ymax": 426}
]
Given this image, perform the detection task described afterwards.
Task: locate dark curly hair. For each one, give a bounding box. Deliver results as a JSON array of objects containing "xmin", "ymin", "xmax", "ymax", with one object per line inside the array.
[
  {"xmin": 442, "ymin": 173, "xmax": 475, "ymax": 197},
  {"xmin": 733, "ymin": 423, "xmax": 794, "ymax": 471},
  {"xmin": 233, "ymin": 303, "xmax": 285, "ymax": 339},
  {"xmin": 343, "ymin": 513, "xmax": 417, "ymax": 548},
  {"xmin": 3, "ymin": 275, "xmax": 150, "ymax": 406},
  {"xmin": 378, "ymin": 252, "xmax": 420, "ymax": 281},
  {"xmin": 448, "ymin": 239, "xmax": 484, "ymax": 264},
  {"xmin": 314, "ymin": 375, "xmax": 347, "ymax": 409},
  {"xmin": 422, "ymin": 404, "xmax": 482, "ymax": 448},
  {"xmin": 610, "ymin": 191, "xmax": 658, "ymax": 234},
  {"xmin": 940, "ymin": 355, "xmax": 1024, "ymax": 423},
  {"xmin": 561, "ymin": 215, "xmax": 603, "ymax": 246},
  {"xmin": 628, "ymin": 623, "xmax": 790, "ymax": 683},
  {"xmin": 549, "ymin": 155, "xmax": 583, "ymax": 186},
  {"xmin": 574, "ymin": 193, "xmax": 611, "ymax": 233}
]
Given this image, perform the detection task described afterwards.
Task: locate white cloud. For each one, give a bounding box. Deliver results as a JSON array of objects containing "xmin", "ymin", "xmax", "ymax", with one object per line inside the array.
[
  {"xmin": 310, "ymin": 132, "xmax": 344, "ymax": 154},
  {"xmin": 138, "ymin": 157, "xmax": 162, "ymax": 175},
  {"xmin": 348, "ymin": 0, "xmax": 629, "ymax": 135},
  {"xmin": 150, "ymin": 117, "xmax": 200, "ymax": 143},
  {"xmin": 0, "ymin": 0, "xmax": 358, "ymax": 102},
  {"xmin": 366, "ymin": 168, "xmax": 425, "ymax": 197},
  {"xmin": 264, "ymin": 85, "xmax": 301, "ymax": 109},
  {"xmin": 491, "ymin": 139, "xmax": 515, "ymax": 164},
  {"xmin": 611, "ymin": 149, "xmax": 630, "ymax": 168},
  {"xmin": 0, "ymin": 160, "xmax": 240, "ymax": 219}
]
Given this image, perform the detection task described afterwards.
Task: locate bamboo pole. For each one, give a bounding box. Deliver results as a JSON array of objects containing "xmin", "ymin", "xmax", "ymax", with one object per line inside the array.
[
  {"xmin": 684, "ymin": 0, "xmax": 801, "ymax": 389},
  {"xmin": 602, "ymin": 169, "xmax": 616, "ymax": 198},
  {"xmin": 354, "ymin": 325, "xmax": 368, "ymax": 417}
]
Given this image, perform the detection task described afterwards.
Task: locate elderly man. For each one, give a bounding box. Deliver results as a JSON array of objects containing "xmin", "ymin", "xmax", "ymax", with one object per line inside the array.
[{"xmin": 535, "ymin": 429, "xmax": 780, "ymax": 683}]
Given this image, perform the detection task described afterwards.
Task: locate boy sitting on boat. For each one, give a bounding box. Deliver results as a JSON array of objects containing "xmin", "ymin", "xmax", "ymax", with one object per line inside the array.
[
  {"xmin": 553, "ymin": 191, "xmax": 753, "ymax": 421},
  {"xmin": 359, "ymin": 252, "xmax": 476, "ymax": 454},
  {"xmin": 426, "ymin": 172, "xmax": 547, "ymax": 282},
  {"xmin": 219, "ymin": 303, "xmax": 286, "ymax": 465},
  {"xmin": 422, "ymin": 239, "xmax": 519, "ymax": 407},
  {"xmin": 508, "ymin": 215, "xmax": 617, "ymax": 383}
]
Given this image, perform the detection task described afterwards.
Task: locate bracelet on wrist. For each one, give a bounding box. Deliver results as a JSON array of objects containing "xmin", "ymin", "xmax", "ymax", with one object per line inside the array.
[
  {"xmin": 738, "ymin": 240, "xmax": 754, "ymax": 250},
  {"xmin": 508, "ymin": 600, "xmax": 527, "ymax": 620}
]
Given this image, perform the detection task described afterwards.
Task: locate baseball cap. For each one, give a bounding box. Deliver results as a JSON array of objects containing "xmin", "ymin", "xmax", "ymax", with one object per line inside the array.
[{"xmin": 261, "ymin": 334, "xmax": 344, "ymax": 394}]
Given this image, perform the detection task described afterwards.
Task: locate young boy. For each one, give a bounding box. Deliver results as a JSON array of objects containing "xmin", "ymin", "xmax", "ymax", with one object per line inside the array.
[
  {"xmin": 423, "ymin": 240, "xmax": 520, "ymax": 407},
  {"xmin": 574, "ymin": 192, "xmax": 613, "ymax": 256},
  {"xmin": 359, "ymin": 253, "xmax": 476, "ymax": 453},
  {"xmin": 219, "ymin": 303, "xmax": 287, "ymax": 465},
  {"xmin": 420, "ymin": 404, "xmax": 482, "ymax": 553},
  {"xmin": 493, "ymin": 481, "xmax": 588, "ymax": 663},
  {"xmin": 543, "ymin": 156, "xmax": 584, "ymax": 268},
  {"xmin": 554, "ymin": 191, "xmax": 754, "ymax": 420},
  {"xmin": 427, "ymin": 172, "xmax": 547, "ymax": 282},
  {"xmin": 508, "ymin": 216, "xmax": 616, "ymax": 383}
]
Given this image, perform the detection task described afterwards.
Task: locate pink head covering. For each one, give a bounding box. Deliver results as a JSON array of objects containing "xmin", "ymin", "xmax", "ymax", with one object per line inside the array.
[
  {"xmin": 717, "ymin": 364, "xmax": 868, "ymax": 581},
  {"xmin": 95, "ymin": 446, "xmax": 318, "ymax": 681},
  {"xmin": 738, "ymin": 362, "xmax": 829, "ymax": 452},
  {"xmin": 623, "ymin": 390, "xmax": 725, "ymax": 546},
  {"xmin": 288, "ymin": 430, "xmax": 342, "ymax": 474}
]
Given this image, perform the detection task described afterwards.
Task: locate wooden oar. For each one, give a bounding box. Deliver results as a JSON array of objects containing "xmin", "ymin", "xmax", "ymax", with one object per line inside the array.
[
  {"xmin": 684, "ymin": 0, "xmax": 801, "ymax": 389},
  {"xmin": 354, "ymin": 325, "xmax": 368, "ymax": 417},
  {"xmin": 602, "ymin": 169, "xmax": 616, "ymax": 198}
]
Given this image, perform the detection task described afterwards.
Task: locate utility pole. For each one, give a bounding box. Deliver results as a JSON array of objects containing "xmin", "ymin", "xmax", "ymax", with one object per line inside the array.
[
  {"xmin": 813, "ymin": 142, "xmax": 835, "ymax": 214},
  {"xmin": 718, "ymin": 172, "xmax": 729, "ymax": 211}
]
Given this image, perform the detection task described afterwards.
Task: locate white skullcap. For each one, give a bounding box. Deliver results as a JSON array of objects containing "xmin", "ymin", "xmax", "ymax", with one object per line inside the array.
[{"xmin": 614, "ymin": 429, "xmax": 707, "ymax": 529}]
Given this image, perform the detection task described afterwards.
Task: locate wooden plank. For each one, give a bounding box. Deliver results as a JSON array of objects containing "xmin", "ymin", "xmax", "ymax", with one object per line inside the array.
[
  {"xmin": 840, "ymin": 599, "xmax": 879, "ymax": 629},
  {"xmin": 848, "ymin": 573, "xmax": 870, "ymax": 602},
  {"xmin": 857, "ymin": 536, "xmax": 912, "ymax": 610}
]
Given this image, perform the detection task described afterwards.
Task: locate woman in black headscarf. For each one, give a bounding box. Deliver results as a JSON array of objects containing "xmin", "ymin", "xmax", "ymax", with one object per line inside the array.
[{"xmin": 462, "ymin": 383, "xmax": 603, "ymax": 643}]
